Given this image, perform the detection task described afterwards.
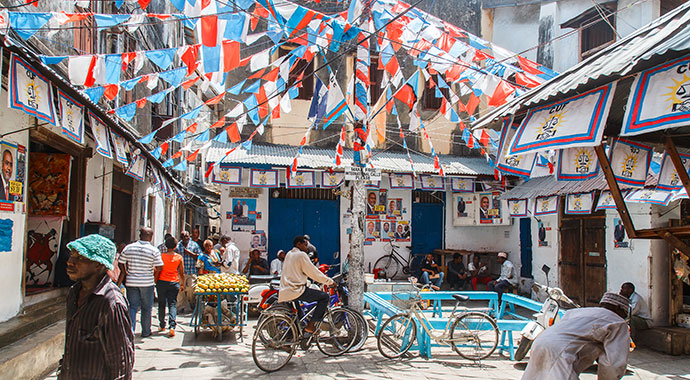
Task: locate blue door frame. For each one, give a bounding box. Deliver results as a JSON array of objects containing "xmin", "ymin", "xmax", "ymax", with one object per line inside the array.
[{"xmin": 267, "ymin": 198, "xmax": 340, "ymax": 268}]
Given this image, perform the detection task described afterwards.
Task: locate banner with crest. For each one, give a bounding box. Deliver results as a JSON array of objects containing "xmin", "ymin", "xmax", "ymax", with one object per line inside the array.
[
  {"xmin": 124, "ymin": 154, "xmax": 146, "ymax": 182},
  {"xmin": 250, "ymin": 169, "xmax": 278, "ymax": 188},
  {"xmin": 508, "ymin": 84, "xmax": 616, "ymax": 156},
  {"xmin": 495, "ymin": 116, "xmax": 536, "ymax": 178},
  {"xmin": 8, "ymin": 53, "xmax": 57, "ymax": 126},
  {"xmin": 212, "ymin": 165, "xmax": 242, "ymax": 185},
  {"xmin": 420, "ymin": 175, "xmax": 444, "ymax": 190},
  {"xmin": 508, "ymin": 199, "xmax": 528, "ymax": 217},
  {"xmin": 595, "ymin": 190, "xmax": 629, "ymax": 210},
  {"xmin": 609, "ymin": 138, "xmax": 652, "ymax": 187},
  {"xmin": 389, "ymin": 173, "xmax": 414, "ymax": 189},
  {"xmin": 450, "ymin": 177, "xmax": 475, "ymax": 193},
  {"xmin": 657, "ymin": 151, "xmax": 690, "ymax": 191},
  {"xmin": 287, "ymin": 170, "xmax": 315, "ymax": 188},
  {"xmin": 89, "ymin": 112, "xmax": 112, "ymax": 159},
  {"xmin": 565, "ymin": 192, "xmax": 595, "ymax": 215},
  {"xmin": 57, "ymin": 90, "xmax": 84, "ymax": 145},
  {"xmin": 534, "ymin": 195, "xmax": 558, "ymax": 216},
  {"xmin": 622, "ymin": 54, "xmax": 690, "ymax": 136},
  {"xmin": 556, "ymin": 146, "xmax": 599, "ymax": 181},
  {"xmin": 625, "ymin": 188, "xmax": 672, "ymax": 206}
]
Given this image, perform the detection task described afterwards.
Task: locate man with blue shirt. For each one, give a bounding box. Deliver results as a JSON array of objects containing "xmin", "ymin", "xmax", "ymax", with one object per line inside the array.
[{"xmin": 176, "ymin": 230, "xmax": 201, "ymax": 313}]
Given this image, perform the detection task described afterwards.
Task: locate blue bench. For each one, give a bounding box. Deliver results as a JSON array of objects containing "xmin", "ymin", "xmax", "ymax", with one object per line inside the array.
[
  {"xmin": 363, "ymin": 292, "xmax": 403, "ymax": 336},
  {"xmin": 498, "ymin": 293, "xmax": 565, "ymax": 320},
  {"xmin": 374, "ymin": 291, "xmax": 499, "ymax": 318}
]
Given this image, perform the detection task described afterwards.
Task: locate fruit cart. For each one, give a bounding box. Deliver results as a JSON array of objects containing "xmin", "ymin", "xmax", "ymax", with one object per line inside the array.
[{"xmin": 190, "ymin": 274, "xmax": 249, "ymax": 342}]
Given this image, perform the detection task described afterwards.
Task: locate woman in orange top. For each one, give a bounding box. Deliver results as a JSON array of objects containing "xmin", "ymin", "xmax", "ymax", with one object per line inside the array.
[{"xmin": 154, "ymin": 236, "xmax": 185, "ymax": 337}]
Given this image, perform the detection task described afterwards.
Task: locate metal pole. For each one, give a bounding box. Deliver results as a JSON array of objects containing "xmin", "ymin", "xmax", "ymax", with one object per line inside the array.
[{"xmin": 349, "ymin": 178, "xmax": 366, "ymax": 313}]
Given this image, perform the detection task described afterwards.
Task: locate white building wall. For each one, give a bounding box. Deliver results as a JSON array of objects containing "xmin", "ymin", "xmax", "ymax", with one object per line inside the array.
[
  {"xmin": 617, "ymin": 0, "xmax": 660, "ymax": 38},
  {"xmin": 491, "ymin": 4, "xmax": 540, "ymax": 62},
  {"xmin": 0, "ymin": 87, "xmax": 32, "ymax": 322},
  {"xmin": 531, "ymin": 213, "xmax": 560, "ymax": 287}
]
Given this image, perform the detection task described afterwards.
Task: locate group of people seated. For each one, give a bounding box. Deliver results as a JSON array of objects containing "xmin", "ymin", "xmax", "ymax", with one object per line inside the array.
[{"xmin": 418, "ymin": 252, "xmax": 517, "ymax": 301}]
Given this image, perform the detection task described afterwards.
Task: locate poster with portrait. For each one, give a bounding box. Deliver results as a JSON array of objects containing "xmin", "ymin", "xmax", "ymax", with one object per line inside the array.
[
  {"xmin": 231, "ymin": 198, "xmax": 257, "ymax": 231},
  {"xmin": 453, "ymin": 193, "xmax": 475, "ymax": 226},
  {"xmin": 386, "ymin": 198, "xmax": 402, "ymax": 218},
  {"xmin": 395, "ymin": 220, "xmax": 411, "ymax": 241},
  {"xmin": 25, "ymin": 216, "xmax": 62, "ymax": 287},
  {"xmin": 613, "ymin": 218, "xmax": 629, "ymax": 248},
  {"xmin": 251, "ymin": 230, "xmax": 267, "ymax": 251},
  {"xmin": 380, "ymin": 220, "xmax": 396, "ymax": 241},
  {"xmin": 28, "ymin": 153, "xmax": 70, "ymax": 216},
  {"xmin": 0, "ymin": 141, "xmax": 26, "ymax": 208},
  {"xmin": 537, "ymin": 221, "xmax": 549, "ymax": 247},
  {"xmin": 477, "ymin": 192, "xmax": 502, "ymax": 224},
  {"xmin": 366, "ymin": 189, "xmax": 386, "ymax": 218},
  {"xmin": 365, "ymin": 220, "xmax": 380, "ymax": 241}
]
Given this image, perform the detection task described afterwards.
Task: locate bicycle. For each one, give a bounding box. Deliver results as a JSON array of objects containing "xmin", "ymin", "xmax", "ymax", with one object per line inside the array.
[
  {"xmin": 252, "ymin": 286, "xmax": 359, "ymax": 372},
  {"xmin": 373, "ymin": 242, "xmax": 416, "ymax": 279},
  {"xmin": 376, "ymin": 282, "xmax": 499, "ymax": 360}
]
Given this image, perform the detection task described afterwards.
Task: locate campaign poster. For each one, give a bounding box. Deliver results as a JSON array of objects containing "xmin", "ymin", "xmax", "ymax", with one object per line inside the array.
[
  {"xmin": 365, "ymin": 219, "xmax": 380, "ymax": 241},
  {"xmin": 366, "ymin": 189, "xmax": 387, "ymax": 218},
  {"xmin": 251, "ymin": 230, "xmax": 267, "ymax": 252},
  {"xmin": 537, "ymin": 221, "xmax": 549, "ymax": 247},
  {"xmin": 613, "ymin": 218, "xmax": 629, "ymax": 249},
  {"xmin": 478, "ymin": 192, "xmax": 501, "ymax": 224},
  {"xmin": 0, "ymin": 141, "xmax": 25, "ymax": 207},
  {"xmin": 386, "ymin": 198, "xmax": 402, "ymax": 218},
  {"xmin": 453, "ymin": 193, "xmax": 475, "ymax": 226},
  {"xmin": 231, "ymin": 198, "xmax": 257, "ymax": 231},
  {"xmin": 395, "ymin": 220, "xmax": 411, "ymax": 241},
  {"xmin": 380, "ymin": 220, "xmax": 396, "ymax": 241}
]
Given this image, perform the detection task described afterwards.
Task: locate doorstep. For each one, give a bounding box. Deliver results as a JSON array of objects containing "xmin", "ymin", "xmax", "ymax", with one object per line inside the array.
[
  {"xmin": 637, "ymin": 326, "xmax": 690, "ymax": 355},
  {"xmin": 0, "ymin": 290, "xmax": 67, "ymax": 349},
  {"xmin": 0, "ymin": 320, "xmax": 64, "ymax": 380}
]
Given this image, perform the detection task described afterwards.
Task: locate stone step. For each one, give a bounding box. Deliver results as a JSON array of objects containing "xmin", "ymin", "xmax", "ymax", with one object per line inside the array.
[
  {"xmin": 0, "ymin": 294, "xmax": 66, "ymax": 350},
  {"xmin": 0, "ymin": 320, "xmax": 64, "ymax": 380},
  {"xmin": 637, "ymin": 327, "xmax": 690, "ymax": 355}
]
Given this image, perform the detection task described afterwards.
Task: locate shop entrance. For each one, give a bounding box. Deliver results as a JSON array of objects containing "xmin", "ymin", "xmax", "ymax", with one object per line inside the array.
[
  {"xmin": 111, "ymin": 169, "xmax": 133, "ymax": 245},
  {"xmin": 268, "ymin": 189, "xmax": 340, "ymax": 267},
  {"xmin": 411, "ymin": 191, "xmax": 444, "ymax": 255},
  {"xmin": 559, "ymin": 213, "xmax": 607, "ymax": 306}
]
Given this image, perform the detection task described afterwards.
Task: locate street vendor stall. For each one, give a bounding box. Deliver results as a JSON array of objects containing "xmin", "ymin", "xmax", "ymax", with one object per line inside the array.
[{"xmin": 190, "ymin": 273, "xmax": 249, "ymax": 341}]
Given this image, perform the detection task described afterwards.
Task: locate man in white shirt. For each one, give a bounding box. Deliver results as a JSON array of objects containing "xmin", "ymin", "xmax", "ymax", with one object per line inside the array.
[
  {"xmin": 270, "ymin": 249, "xmax": 285, "ymax": 275},
  {"xmin": 117, "ymin": 227, "xmax": 163, "ymax": 338},
  {"xmin": 221, "ymin": 235, "xmax": 241, "ymax": 274},
  {"xmin": 488, "ymin": 252, "xmax": 517, "ymax": 303},
  {"xmin": 279, "ymin": 235, "xmax": 334, "ymax": 335},
  {"xmin": 620, "ymin": 282, "xmax": 651, "ymax": 340},
  {"xmin": 523, "ymin": 292, "xmax": 631, "ymax": 380}
]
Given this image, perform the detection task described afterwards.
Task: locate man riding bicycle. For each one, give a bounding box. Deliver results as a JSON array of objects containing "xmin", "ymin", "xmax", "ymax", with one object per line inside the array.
[{"xmin": 279, "ymin": 235, "xmax": 335, "ymax": 336}]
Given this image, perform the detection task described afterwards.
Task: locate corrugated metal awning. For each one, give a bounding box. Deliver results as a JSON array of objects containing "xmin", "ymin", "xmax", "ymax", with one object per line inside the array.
[
  {"xmin": 205, "ymin": 141, "xmax": 496, "ymax": 176},
  {"xmin": 500, "ymin": 172, "xmax": 659, "ymax": 199}
]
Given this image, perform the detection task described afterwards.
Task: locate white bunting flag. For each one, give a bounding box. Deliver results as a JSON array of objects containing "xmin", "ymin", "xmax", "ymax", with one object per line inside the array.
[{"xmin": 609, "ymin": 138, "xmax": 652, "ymax": 187}]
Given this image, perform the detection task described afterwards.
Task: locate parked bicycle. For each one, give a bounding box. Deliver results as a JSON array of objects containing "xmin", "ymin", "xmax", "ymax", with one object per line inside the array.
[
  {"xmin": 373, "ymin": 242, "xmax": 416, "ymax": 279},
  {"xmin": 377, "ymin": 281, "xmax": 499, "ymax": 360},
  {"xmin": 252, "ymin": 280, "xmax": 359, "ymax": 372}
]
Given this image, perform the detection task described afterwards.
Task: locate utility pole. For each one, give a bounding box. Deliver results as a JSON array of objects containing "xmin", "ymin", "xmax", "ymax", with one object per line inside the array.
[{"xmin": 348, "ymin": 176, "xmax": 366, "ymax": 313}]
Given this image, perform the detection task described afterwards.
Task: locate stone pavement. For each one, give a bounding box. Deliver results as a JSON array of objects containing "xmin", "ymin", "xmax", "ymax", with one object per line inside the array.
[{"xmin": 44, "ymin": 313, "xmax": 690, "ymax": 380}]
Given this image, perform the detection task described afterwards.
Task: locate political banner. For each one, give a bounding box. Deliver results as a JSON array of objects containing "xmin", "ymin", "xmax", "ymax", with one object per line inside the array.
[
  {"xmin": 508, "ymin": 83, "xmax": 616, "ymax": 156},
  {"xmin": 625, "ymin": 188, "xmax": 672, "ymax": 206},
  {"xmin": 495, "ymin": 116, "xmax": 536, "ymax": 178},
  {"xmin": 508, "ymin": 199, "xmax": 528, "ymax": 217},
  {"xmin": 212, "ymin": 165, "xmax": 242, "ymax": 185},
  {"xmin": 453, "ymin": 193, "xmax": 475, "ymax": 226},
  {"xmin": 124, "ymin": 154, "xmax": 146, "ymax": 182},
  {"xmin": 8, "ymin": 53, "xmax": 57, "ymax": 125},
  {"xmin": 657, "ymin": 151, "xmax": 690, "ymax": 191},
  {"xmin": 420, "ymin": 175, "xmax": 444, "ymax": 190},
  {"xmin": 565, "ymin": 192, "xmax": 595, "ymax": 215},
  {"xmin": 622, "ymin": 54, "xmax": 690, "ymax": 136},
  {"xmin": 320, "ymin": 171, "xmax": 345, "ymax": 188},
  {"xmin": 389, "ymin": 173, "xmax": 414, "ymax": 189},
  {"xmin": 609, "ymin": 138, "xmax": 652, "ymax": 187},
  {"xmin": 556, "ymin": 146, "xmax": 599, "ymax": 181},
  {"xmin": 595, "ymin": 190, "xmax": 625, "ymax": 211},
  {"xmin": 57, "ymin": 90, "xmax": 84, "ymax": 145},
  {"xmin": 450, "ymin": 177, "xmax": 474, "ymax": 193},
  {"xmin": 286, "ymin": 170, "xmax": 315, "ymax": 188},
  {"xmin": 250, "ymin": 169, "xmax": 278, "ymax": 187},
  {"xmin": 89, "ymin": 112, "xmax": 112, "ymax": 159},
  {"xmin": 110, "ymin": 131, "xmax": 129, "ymax": 166},
  {"xmin": 534, "ymin": 195, "xmax": 558, "ymax": 216},
  {"xmin": 672, "ymin": 188, "xmax": 688, "ymax": 202}
]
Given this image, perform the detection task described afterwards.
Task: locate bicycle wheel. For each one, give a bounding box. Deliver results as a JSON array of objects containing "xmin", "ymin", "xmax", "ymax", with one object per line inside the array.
[
  {"xmin": 252, "ymin": 313, "xmax": 298, "ymax": 372},
  {"xmin": 373, "ymin": 255, "xmax": 400, "ymax": 279},
  {"xmin": 346, "ymin": 308, "xmax": 369, "ymax": 352},
  {"xmin": 316, "ymin": 308, "xmax": 358, "ymax": 356},
  {"xmin": 449, "ymin": 312, "xmax": 499, "ymax": 360},
  {"xmin": 377, "ymin": 313, "xmax": 417, "ymax": 359}
]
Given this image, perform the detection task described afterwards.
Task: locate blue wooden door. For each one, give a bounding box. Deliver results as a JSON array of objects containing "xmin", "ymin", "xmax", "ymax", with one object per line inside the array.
[
  {"xmin": 519, "ymin": 218, "xmax": 533, "ymax": 278},
  {"xmin": 268, "ymin": 198, "xmax": 340, "ymax": 267},
  {"xmin": 411, "ymin": 202, "xmax": 443, "ymax": 255}
]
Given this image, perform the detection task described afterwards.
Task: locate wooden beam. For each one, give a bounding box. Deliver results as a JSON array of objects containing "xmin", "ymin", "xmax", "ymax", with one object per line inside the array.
[
  {"xmin": 594, "ymin": 144, "xmax": 637, "ymax": 238},
  {"xmin": 661, "ymin": 231, "xmax": 690, "ymax": 257},
  {"xmin": 635, "ymin": 225, "xmax": 690, "ymax": 239},
  {"xmin": 665, "ymin": 135, "xmax": 690, "ymax": 198}
]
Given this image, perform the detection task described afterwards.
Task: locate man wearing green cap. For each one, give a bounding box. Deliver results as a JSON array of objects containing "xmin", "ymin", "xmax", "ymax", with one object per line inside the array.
[{"xmin": 59, "ymin": 234, "xmax": 134, "ymax": 380}]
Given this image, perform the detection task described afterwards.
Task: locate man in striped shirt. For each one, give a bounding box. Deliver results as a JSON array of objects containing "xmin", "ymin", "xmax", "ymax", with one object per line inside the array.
[
  {"xmin": 118, "ymin": 227, "xmax": 163, "ymax": 337},
  {"xmin": 60, "ymin": 234, "xmax": 134, "ymax": 380}
]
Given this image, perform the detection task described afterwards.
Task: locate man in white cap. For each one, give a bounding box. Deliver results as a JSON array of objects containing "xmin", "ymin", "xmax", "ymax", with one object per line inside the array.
[
  {"xmin": 270, "ymin": 249, "xmax": 285, "ymax": 275},
  {"xmin": 488, "ymin": 252, "xmax": 517, "ymax": 303},
  {"xmin": 522, "ymin": 292, "xmax": 631, "ymax": 380}
]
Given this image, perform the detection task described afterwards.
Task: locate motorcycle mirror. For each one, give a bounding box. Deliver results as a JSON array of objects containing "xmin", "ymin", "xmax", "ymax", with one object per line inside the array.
[{"xmin": 541, "ymin": 264, "xmax": 551, "ymax": 275}]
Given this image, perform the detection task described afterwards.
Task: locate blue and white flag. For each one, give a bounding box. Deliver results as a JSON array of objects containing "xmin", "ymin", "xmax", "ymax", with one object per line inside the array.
[
  {"xmin": 308, "ymin": 76, "xmax": 327, "ymax": 122},
  {"xmin": 58, "ymin": 90, "xmax": 84, "ymax": 145},
  {"xmin": 323, "ymin": 72, "xmax": 350, "ymax": 129}
]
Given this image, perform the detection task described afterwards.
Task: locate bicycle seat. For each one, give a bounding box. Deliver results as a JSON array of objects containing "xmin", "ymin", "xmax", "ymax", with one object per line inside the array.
[{"xmin": 452, "ymin": 294, "xmax": 470, "ymax": 302}]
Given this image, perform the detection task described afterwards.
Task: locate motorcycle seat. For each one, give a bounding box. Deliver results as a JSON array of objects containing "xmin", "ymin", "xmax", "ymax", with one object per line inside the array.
[{"xmin": 452, "ymin": 294, "xmax": 470, "ymax": 302}]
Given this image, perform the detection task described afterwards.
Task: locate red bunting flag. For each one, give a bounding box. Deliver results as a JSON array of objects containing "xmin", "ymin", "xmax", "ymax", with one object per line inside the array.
[
  {"xmin": 186, "ymin": 123, "xmax": 198, "ymax": 133},
  {"xmin": 160, "ymin": 142, "xmax": 169, "ymax": 156},
  {"xmin": 517, "ymin": 56, "xmax": 543, "ymax": 75},
  {"xmin": 103, "ymin": 84, "xmax": 119, "ymax": 101},
  {"xmin": 515, "ymin": 72, "xmax": 541, "ymax": 88},
  {"xmin": 182, "ymin": 76, "xmax": 200, "ymax": 90},
  {"xmin": 186, "ymin": 149, "xmax": 200, "ymax": 161},
  {"xmin": 135, "ymin": 98, "xmax": 147, "ymax": 108},
  {"xmin": 206, "ymin": 93, "xmax": 224, "ymax": 105},
  {"xmin": 227, "ymin": 123, "xmax": 241, "ymax": 143},
  {"xmin": 488, "ymin": 80, "xmax": 515, "ymax": 107},
  {"xmin": 222, "ymin": 41, "xmax": 240, "ymax": 72},
  {"xmin": 171, "ymin": 150, "xmax": 183, "ymax": 159},
  {"xmin": 122, "ymin": 52, "xmax": 136, "ymax": 71},
  {"xmin": 466, "ymin": 93, "xmax": 480, "ymax": 115},
  {"xmin": 138, "ymin": 0, "xmax": 151, "ymax": 9},
  {"xmin": 210, "ymin": 117, "xmax": 225, "ymax": 129},
  {"xmin": 200, "ymin": 15, "xmax": 218, "ymax": 47},
  {"xmin": 181, "ymin": 45, "xmax": 200, "ymax": 75},
  {"xmin": 479, "ymin": 129, "xmax": 490, "ymax": 147}
]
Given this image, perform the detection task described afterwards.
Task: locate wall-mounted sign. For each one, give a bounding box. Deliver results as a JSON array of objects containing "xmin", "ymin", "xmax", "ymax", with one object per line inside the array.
[
  {"xmin": 227, "ymin": 187, "xmax": 261, "ymax": 198},
  {"xmin": 250, "ymin": 169, "xmax": 278, "ymax": 187}
]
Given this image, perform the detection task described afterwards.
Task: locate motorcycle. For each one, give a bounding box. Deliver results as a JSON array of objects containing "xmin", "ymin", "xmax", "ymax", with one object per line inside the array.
[{"xmin": 515, "ymin": 265, "xmax": 579, "ymax": 361}]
